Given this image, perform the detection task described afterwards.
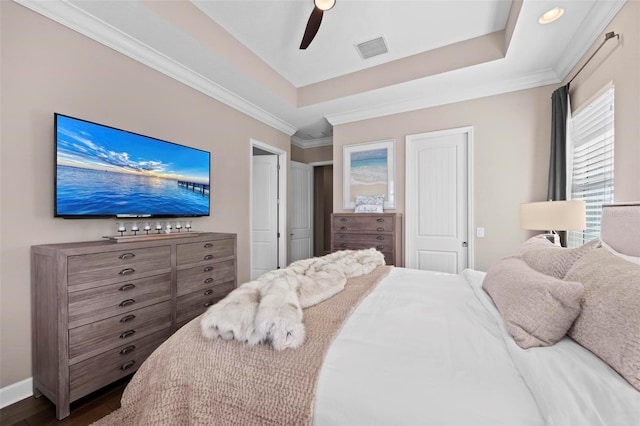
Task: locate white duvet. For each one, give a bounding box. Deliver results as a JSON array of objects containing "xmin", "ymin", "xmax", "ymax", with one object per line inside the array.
[{"xmin": 313, "ymin": 268, "xmax": 640, "ymax": 426}]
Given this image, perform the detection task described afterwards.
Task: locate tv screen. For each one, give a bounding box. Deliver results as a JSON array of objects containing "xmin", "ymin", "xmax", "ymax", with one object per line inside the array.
[{"xmin": 55, "ymin": 113, "xmax": 210, "ymax": 218}]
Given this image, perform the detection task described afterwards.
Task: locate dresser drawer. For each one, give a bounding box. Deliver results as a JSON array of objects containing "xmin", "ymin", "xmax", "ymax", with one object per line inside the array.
[
  {"xmin": 332, "ymin": 215, "xmax": 395, "ymax": 233},
  {"xmin": 176, "ymin": 282, "xmax": 235, "ymax": 325},
  {"xmin": 177, "ymin": 239, "xmax": 235, "ymax": 266},
  {"xmin": 69, "ymin": 329, "xmax": 169, "ymax": 401},
  {"xmin": 68, "ymin": 273, "xmax": 171, "ymax": 328},
  {"xmin": 177, "ymin": 259, "xmax": 236, "ymax": 296},
  {"xmin": 69, "ymin": 300, "xmax": 172, "ymax": 362},
  {"xmin": 68, "ymin": 246, "xmax": 171, "ymax": 287}
]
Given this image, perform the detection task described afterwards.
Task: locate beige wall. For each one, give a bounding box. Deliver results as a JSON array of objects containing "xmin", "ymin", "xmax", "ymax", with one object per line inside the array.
[
  {"xmin": 333, "ymin": 86, "xmax": 554, "ymax": 271},
  {"xmin": 291, "ymin": 144, "xmax": 333, "ymax": 164},
  {"xmin": 333, "ymin": 1, "xmax": 639, "ymax": 272},
  {"xmin": 0, "ymin": 2, "xmax": 290, "ymax": 387},
  {"xmin": 564, "ymin": 0, "xmax": 639, "ymax": 201}
]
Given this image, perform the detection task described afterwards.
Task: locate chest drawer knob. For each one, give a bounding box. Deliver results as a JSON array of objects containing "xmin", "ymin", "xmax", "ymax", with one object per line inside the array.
[
  {"xmin": 339, "ymin": 217, "xmax": 347, "ymax": 222},
  {"xmin": 204, "ymin": 289, "xmax": 214, "ymax": 296},
  {"xmin": 376, "ymin": 236, "xmax": 385, "ymax": 241},
  {"xmin": 204, "ymin": 255, "xmax": 214, "ymax": 261},
  {"xmin": 204, "ymin": 266, "xmax": 213, "ymax": 272},
  {"xmin": 120, "ymin": 314, "xmax": 136, "ymax": 323},
  {"xmin": 377, "ymin": 227, "xmax": 384, "ymax": 231},
  {"xmin": 340, "ymin": 226, "xmax": 347, "ymax": 231},
  {"xmin": 340, "ymin": 235, "xmax": 347, "ymax": 239},
  {"xmin": 340, "ymin": 243, "xmax": 347, "ymax": 248},
  {"xmin": 119, "ymin": 268, "xmax": 135, "ymax": 276},
  {"xmin": 119, "ymin": 299, "xmax": 136, "ymax": 308},
  {"xmin": 119, "ymin": 330, "xmax": 135, "ymax": 339},
  {"xmin": 119, "ymin": 345, "xmax": 136, "ymax": 355},
  {"xmin": 204, "ymin": 243, "xmax": 214, "ymax": 248},
  {"xmin": 204, "ymin": 278, "xmax": 214, "ymax": 284},
  {"xmin": 376, "ymin": 218, "xmax": 385, "ymax": 223},
  {"xmin": 204, "ymin": 301, "xmax": 215, "ymax": 308},
  {"xmin": 120, "ymin": 360, "xmax": 136, "ymax": 370},
  {"xmin": 118, "ymin": 253, "xmax": 136, "ymax": 260},
  {"xmin": 118, "ymin": 283, "xmax": 136, "ymax": 292},
  {"xmin": 376, "ymin": 245, "xmax": 384, "ymax": 250}
]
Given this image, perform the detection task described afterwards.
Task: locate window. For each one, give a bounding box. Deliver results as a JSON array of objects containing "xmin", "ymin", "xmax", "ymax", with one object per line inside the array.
[{"xmin": 567, "ymin": 85, "xmax": 614, "ymax": 248}]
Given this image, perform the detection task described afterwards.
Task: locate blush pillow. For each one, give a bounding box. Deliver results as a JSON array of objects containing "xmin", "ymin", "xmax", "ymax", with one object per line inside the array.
[
  {"xmin": 565, "ymin": 247, "xmax": 640, "ymax": 391},
  {"xmin": 483, "ymin": 257, "xmax": 584, "ymax": 349},
  {"xmin": 519, "ymin": 237, "xmax": 598, "ymax": 279}
]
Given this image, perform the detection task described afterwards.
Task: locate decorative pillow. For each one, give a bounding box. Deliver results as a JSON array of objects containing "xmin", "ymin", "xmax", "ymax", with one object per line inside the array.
[
  {"xmin": 565, "ymin": 247, "xmax": 640, "ymax": 391},
  {"xmin": 519, "ymin": 237, "xmax": 598, "ymax": 279},
  {"xmin": 354, "ymin": 195, "xmax": 384, "ymax": 213},
  {"xmin": 482, "ymin": 257, "xmax": 584, "ymax": 349}
]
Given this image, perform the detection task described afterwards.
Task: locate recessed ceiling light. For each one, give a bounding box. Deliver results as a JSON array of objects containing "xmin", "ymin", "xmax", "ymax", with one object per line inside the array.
[
  {"xmin": 539, "ymin": 7, "xmax": 565, "ymax": 24},
  {"xmin": 314, "ymin": 0, "xmax": 335, "ymax": 11}
]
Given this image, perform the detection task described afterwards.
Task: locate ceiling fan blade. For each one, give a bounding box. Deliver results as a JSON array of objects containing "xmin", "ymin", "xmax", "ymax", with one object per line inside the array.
[{"xmin": 299, "ymin": 6, "xmax": 324, "ymax": 49}]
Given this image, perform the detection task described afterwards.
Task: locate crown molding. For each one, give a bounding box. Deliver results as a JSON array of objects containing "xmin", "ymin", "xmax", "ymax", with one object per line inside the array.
[
  {"xmin": 554, "ymin": 0, "xmax": 627, "ymax": 82},
  {"xmin": 291, "ymin": 135, "xmax": 333, "ymax": 149},
  {"xmin": 14, "ymin": 0, "xmax": 298, "ymax": 136},
  {"xmin": 325, "ymin": 68, "xmax": 560, "ymax": 126}
]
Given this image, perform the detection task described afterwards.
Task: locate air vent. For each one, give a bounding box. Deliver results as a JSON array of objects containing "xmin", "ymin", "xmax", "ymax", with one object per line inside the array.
[{"xmin": 355, "ymin": 36, "xmax": 388, "ymax": 60}]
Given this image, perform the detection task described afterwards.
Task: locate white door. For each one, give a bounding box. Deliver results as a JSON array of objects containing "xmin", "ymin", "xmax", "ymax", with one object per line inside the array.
[
  {"xmin": 290, "ymin": 161, "xmax": 313, "ymax": 263},
  {"xmin": 406, "ymin": 128, "xmax": 471, "ymax": 273},
  {"xmin": 251, "ymin": 155, "xmax": 279, "ymax": 279}
]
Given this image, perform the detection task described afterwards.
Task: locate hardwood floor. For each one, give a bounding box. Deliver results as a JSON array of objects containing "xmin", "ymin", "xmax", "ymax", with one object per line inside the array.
[{"xmin": 0, "ymin": 376, "xmax": 130, "ymax": 425}]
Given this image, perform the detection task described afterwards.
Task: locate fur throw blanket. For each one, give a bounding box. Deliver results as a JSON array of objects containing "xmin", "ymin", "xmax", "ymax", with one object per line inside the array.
[{"xmin": 201, "ymin": 249, "xmax": 385, "ymax": 350}]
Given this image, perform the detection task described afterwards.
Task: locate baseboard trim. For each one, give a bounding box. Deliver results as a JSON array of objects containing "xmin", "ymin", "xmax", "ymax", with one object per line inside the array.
[{"xmin": 0, "ymin": 377, "xmax": 33, "ymax": 409}]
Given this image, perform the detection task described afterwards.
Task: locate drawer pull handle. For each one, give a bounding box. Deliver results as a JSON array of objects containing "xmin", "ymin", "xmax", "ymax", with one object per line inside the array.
[
  {"xmin": 204, "ymin": 266, "xmax": 213, "ymax": 272},
  {"xmin": 376, "ymin": 236, "xmax": 385, "ymax": 241},
  {"xmin": 340, "ymin": 243, "xmax": 347, "ymax": 248},
  {"xmin": 204, "ymin": 289, "xmax": 214, "ymax": 296},
  {"xmin": 376, "ymin": 218, "xmax": 385, "ymax": 223},
  {"xmin": 120, "ymin": 360, "xmax": 136, "ymax": 370},
  {"xmin": 376, "ymin": 245, "xmax": 384, "ymax": 250},
  {"xmin": 204, "ymin": 243, "xmax": 214, "ymax": 248},
  {"xmin": 339, "ymin": 217, "xmax": 347, "ymax": 222},
  {"xmin": 204, "ymin": 301, "xmax": 215, "ymax": 308},
  {"xmin": 119, "ymin": 253, "xmax": 135, "ymax": 260},
  {"xmin": 119, "ymin": 299, "xmax": 136, "ymax": 307},
  {"xmin": 377, "ymin": 227, "xmax": 384, "ymax": 232},
  {"xmin": 120, "ymin": 345, "xmax": 136, "ymax": 355},
  {"xmin": 119, "ymin": 268, "xmax": 135, "ymax": 276},
  {"xmin": 340, "ymin": 226, "xmax": 347, "ymax": 231},
  {"xmin": 204, "ymin": 255, "xmax": 214, "ymax": 261},
  {"xmin": 340, "ymin": 235, "xmax": 347, "ymax": 239},
  {"xmin": 119, "ymin": 330, "xmax": 136, "ymax": 339},
  {"xmin": 120, "ymin": 314, "xmax": 136, "ymax": 323},
  {"xmin": 119, "ymin": 283, "xmax": 136, "ymax": 291},
  {"xmin": 204, "ymin": 278, "xmax": 214, "ymax": 284}
]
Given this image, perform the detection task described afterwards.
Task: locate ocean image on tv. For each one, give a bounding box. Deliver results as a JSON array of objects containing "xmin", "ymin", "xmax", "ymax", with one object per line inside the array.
[{"xmin": 56, "ymin": 115, "xmax": 210, "ymax": 216}]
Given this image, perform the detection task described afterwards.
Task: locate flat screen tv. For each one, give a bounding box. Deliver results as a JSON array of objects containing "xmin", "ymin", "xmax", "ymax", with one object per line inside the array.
[{"xmin": 55, "ymin": 113, "xmax": 210, "ymax": 218}]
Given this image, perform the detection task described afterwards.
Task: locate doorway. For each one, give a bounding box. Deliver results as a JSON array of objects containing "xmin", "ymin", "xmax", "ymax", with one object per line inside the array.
[
  {"xmin": 405, "ymin": 127, "xmax": 474, "ymax": 273},
  {"xmin": 250, "ymin": 140, "xmax": 287, "ymax": 279}
]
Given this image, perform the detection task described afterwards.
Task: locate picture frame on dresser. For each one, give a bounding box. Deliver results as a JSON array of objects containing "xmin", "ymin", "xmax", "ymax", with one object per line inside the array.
[{"xmin": 343, "ymin": 139, "xmax": 395, "ymax": 210}]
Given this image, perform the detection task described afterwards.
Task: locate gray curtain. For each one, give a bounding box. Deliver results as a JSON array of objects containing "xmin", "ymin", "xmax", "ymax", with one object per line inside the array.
[{"xmin": 547, "ymin": 84, "xmax": 570, "ymax": 201}]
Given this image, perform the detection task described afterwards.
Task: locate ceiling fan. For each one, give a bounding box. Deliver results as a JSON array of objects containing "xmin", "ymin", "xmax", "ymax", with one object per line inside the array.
[{"xmin": 299, "ymin": 0, "xmax": 336, "ymax": 49}]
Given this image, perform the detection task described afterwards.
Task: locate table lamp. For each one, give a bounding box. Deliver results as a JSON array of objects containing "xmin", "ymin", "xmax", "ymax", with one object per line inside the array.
[{"xmin": 520, "ymin": 200, "xmax": 586, "ymax": 246}]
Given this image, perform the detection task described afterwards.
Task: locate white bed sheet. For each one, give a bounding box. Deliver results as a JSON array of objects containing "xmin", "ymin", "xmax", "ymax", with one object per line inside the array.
[{"xmin": 313, "ymin": 267, "xmax": 640, "ymax": 426}]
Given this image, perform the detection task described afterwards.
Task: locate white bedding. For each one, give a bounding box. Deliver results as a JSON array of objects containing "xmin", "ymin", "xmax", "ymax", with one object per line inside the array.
[{"xmin": 313, "ymin": 267, "xmax": 640, "ymax": 425}]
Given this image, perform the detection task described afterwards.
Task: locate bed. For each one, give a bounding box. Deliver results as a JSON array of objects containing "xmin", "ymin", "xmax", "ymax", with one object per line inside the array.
[{"xmin": 95, "ymin": 203, "xmax": 640, "ymax": 425}]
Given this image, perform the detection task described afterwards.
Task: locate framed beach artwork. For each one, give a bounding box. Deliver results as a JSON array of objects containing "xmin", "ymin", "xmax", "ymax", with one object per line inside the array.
[{"xmin": 343, "ymin": 139, "xmax": 395, "ymax": 209}]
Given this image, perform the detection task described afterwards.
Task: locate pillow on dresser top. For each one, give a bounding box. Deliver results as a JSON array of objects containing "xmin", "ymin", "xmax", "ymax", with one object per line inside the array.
[
  {"xmin": 519, "ymin": 237, "xmax": 599, "ymax": 279},
  {"xmin": 565, "ymin": 247, "xmax": 640, "ymax": 391},
  {"xmin": 482, "ymin": 257, "xmax": 584, "ymax": 349},
  {"xmin": 354, "ymin": 195, "xmax": 384, "ymax": 213}
]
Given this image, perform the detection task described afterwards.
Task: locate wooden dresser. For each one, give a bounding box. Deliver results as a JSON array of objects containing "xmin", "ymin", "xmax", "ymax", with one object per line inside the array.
[
  {"xmin": 31, "ymin": 232, "xmax": 236, "ymax": 419},
  {"xmin": 331, "ymin": 213, "xmax": 403, "ymax": 266}
]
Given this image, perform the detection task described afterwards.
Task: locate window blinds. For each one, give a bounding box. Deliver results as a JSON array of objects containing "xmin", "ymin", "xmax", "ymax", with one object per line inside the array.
[{"xmin": 567, "ymin": 85, "xmax": 614, "ymax": 248}]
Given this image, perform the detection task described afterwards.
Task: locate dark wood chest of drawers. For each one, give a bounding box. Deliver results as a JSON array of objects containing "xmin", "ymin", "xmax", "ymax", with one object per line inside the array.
[
  {"xmin": 31, "ymin": 232, "xmax": 236, "ymax": 419},
  {"xmin": 331, "ymin": 213, "xmax": 403, "ymax": 266}
]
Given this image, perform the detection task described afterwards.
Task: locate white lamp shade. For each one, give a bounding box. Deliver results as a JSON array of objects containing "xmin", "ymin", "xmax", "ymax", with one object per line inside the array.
[{"xmin": 520, "ymin": 200, "xmax": 586, "ymax": 231}]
